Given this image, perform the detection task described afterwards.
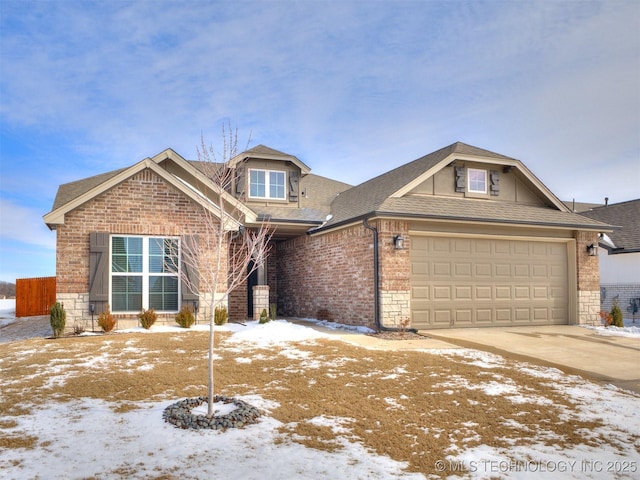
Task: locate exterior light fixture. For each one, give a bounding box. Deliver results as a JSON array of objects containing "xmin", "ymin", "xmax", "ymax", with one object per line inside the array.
[
  {"xmin": 394, "ymin": 235, "xmax": 405, "ymax": 250},
  {"xmin": 586, "ymin": 244, "xmax": 598, "ymax": 256}
]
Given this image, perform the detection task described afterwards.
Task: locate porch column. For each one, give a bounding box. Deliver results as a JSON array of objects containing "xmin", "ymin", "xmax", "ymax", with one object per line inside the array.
[{"xmin": 253, "ymin": 285, "xmax": 270, "ymax": 320}]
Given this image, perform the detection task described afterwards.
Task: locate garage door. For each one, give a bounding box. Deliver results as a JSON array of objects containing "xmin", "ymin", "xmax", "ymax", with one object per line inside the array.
[{"xmin": 410, "ymin": 236, "xmax": 568, "ymax": 329}]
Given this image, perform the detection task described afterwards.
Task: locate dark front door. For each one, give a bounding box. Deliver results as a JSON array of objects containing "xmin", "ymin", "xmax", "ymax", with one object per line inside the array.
[{"xmin": 247, "ymin": 260, "xmax": 258, "ymax": 318}]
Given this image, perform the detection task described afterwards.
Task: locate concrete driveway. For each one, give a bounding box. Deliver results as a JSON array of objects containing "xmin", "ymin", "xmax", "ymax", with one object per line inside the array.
[{"xmin": 425, "ymin": 325, "xmax": 640, "ymax": 394}]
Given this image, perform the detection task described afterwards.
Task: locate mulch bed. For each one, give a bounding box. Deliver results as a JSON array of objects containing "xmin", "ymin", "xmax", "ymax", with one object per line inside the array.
[{"xmin": 367, "ymin": 331, "xmax": 429, "ymax": 341}]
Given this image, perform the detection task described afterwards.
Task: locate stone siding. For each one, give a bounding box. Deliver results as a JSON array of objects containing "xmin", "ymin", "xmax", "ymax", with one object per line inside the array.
[
  {"xmin": 377, "ymin": 220, "xmax": 411, "ymax": 327},
  {"xmin": 575, "ymin": 231, "xmax": 600, "ymax": 325}
]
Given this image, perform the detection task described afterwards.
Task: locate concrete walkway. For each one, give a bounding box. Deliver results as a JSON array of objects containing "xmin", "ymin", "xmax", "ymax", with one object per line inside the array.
[{"xmin": 425, "ymin": 325, "xmax": 640, "ymax": 394}]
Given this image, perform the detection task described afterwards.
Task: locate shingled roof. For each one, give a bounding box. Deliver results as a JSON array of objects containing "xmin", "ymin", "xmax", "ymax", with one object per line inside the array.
[
  {"xmin": 318, "ymin": 142, "xmax": 609, "ymax": 232},
  {"xmin": 580, "ymin": 199, "xmax": 640, "ymax": 252}
]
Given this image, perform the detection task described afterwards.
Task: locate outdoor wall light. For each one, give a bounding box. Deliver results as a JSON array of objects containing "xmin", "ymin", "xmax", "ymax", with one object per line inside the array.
[
  {"xmin": 586, "ymin": 244, "xmax": 598, "ymax": 256},
  {"xmin": 193, "ymin": 301, "xmax": 199, "ymax": 313},
  {"xmin": 393, "ymin": 235, "xmax": 405, "ymax": 250}
]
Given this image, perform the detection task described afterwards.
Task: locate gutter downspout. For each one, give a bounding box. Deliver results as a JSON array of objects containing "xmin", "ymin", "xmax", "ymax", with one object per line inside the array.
[{"xmin": 363, "ymin": 218, "xmax": 417, "ymax": 333}]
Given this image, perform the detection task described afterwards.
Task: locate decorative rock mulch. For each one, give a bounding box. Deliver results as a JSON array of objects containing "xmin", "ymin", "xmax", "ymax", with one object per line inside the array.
[
  {"xmin": 163, "ymin": 395, "xmax": 262, "ymax": 430},
  {"xmin": 367, "ymin": 331, "xmax": 429, "ymax": 341}
]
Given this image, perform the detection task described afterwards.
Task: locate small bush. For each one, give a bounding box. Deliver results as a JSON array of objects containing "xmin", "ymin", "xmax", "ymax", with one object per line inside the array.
[
  {"xmin": 97, "ymin": 304, "xmax": 117, "ymax": 332},
  {"xmin": 269, "ymin": 303, "xmax": 277, "ymax": 320},
  {"xmin": 398, "ymin": 317, "xmax": 411, "ymax": 338},
  {"xmin": 214, "ymin": 306, "xmax": 228, "ymax": 326},
  {"xmin": 175, "ymin": 305, "xmax": 195, "ymax": 328},
  {"xmin": 599, "ymin": 310, "xmax": 613, "ymax": 327},
  {"xmin": 49, "ymin": 302, "xmax": 66, "ymax": 338},
  {"xmin": 259, "ymin": 308, "xmax": 269, "ymax": 324},
  {"xmin": 138, "ymin": 308, "xmax": 157, "ymax": 330},
  {"xmin": 72, "ymin": 322, "xmax": 86, "ymax": 335},
  {"xmin": 611, "ymin": 299, "xmax": 624, "ymax": 328}
]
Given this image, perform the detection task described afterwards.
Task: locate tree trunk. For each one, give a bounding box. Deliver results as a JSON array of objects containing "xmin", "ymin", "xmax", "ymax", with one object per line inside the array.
[{"xmin": 207, "ymin": 305, "xmax": 215, "ymax": 417}]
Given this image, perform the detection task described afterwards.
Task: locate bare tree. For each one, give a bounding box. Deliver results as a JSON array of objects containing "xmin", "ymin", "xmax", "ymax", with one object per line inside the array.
[{"xmin": 172, "ymin": 125, "xmax": 272, "ymax": 417}]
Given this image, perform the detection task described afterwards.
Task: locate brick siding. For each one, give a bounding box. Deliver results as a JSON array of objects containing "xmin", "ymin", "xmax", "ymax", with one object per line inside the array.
[
  {"xmin": 575, "ymin": 231, "xmax": 601, "ymax": 324},
  {"xmin": 55, "ymin": 169, "xmax": 228, "ymax": 329},
  {"xmin": 276, "ymin": 222, "xmax": 375, "ymax": 328}
]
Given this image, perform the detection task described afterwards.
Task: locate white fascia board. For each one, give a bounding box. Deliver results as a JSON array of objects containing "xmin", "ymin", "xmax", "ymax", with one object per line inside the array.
[
  {"xmin": 43, "ymin": 158, "xmax": 243, "ymax": 231},
  {"xmin": 44, "ymin": 158, "xmax": 155, "ymax": 228},
  {"xmin": 154, "ymin": 149, "xmax": 257, "ymax": 223},
  {"xmin": 172, "ymin": 175, "xmax": 242, "ymax": 232}
]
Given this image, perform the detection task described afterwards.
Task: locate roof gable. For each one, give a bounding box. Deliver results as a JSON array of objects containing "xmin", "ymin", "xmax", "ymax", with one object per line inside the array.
[
  {"xmin": 44, "ymin": 149, "xmax": 253, "ymax": 230},
  {"xmin": 321, "ymin": 142, "xmax": 609, "ymax": 232},
  {"xmin": 227, "ymin": 144, "xmax": 311, "ymax": 175}
]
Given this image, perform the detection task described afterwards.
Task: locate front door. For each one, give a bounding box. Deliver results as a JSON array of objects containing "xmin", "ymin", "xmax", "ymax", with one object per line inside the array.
[{"xmin": 247, "ymin": 260, "xmax": 258, "ymax": 319}]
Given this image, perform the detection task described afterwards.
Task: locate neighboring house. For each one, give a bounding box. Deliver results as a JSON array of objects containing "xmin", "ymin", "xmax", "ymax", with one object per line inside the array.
[
  {"xmin": 579, "ymin": 199, "xmax": 640, "ymax": 318},
  {"xmin": 44, "ymin": 142, "xmax": 610, "ymax": 330}
]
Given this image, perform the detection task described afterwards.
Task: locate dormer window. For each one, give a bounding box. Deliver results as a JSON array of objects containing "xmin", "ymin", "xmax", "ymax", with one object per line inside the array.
[
  {"xmin": 467, "ymin": 168, "xmax": 487, "ymax": 194},
  {"xmin": 249, "ymin": 169, "xmax": 286, "ymax": 200}
]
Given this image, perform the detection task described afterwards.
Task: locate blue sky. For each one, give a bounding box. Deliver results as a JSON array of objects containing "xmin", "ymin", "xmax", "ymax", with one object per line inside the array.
[{"xmin": 0, "ymin": 0, "xmax": 639, "ymax": 283}]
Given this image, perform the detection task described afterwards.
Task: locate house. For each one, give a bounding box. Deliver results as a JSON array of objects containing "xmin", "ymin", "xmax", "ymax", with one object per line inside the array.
[
  {"xmin": 579, "ymin": 199, "xmax": 640, "ymax": 318},
  {"xmin": 44, "ymin": 142, "xmax": 611, "ymax": 330}
]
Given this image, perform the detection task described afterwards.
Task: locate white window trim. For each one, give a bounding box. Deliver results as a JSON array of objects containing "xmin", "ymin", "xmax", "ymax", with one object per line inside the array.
[
  {"xmin": 467, "ymin": 168, "xmax": 488, "ymax": 194},
  {"xmin": 110, "ymin": 235, "xmax": 181, "ymax": 313},
  {"xmin": 248, "ymin": 168, "xmax": 287, "ymax": 200}
]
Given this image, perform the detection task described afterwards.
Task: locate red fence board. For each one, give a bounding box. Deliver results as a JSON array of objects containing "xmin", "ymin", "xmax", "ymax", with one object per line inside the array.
[{"xmin": 16, "ymin": 277, "xmax": 56, "ymax": 317}]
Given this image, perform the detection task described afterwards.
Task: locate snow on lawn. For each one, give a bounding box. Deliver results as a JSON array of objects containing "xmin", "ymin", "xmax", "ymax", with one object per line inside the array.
[
  {"xmin": 0, "ymin": 298, "xmax": 16, "ymax": 327},
  {"xmin": 2, "ymin": 301, "xmax": 640, "ymax": 479},
  {"xmin": 582, "ymin": 317, "xmax": 640, "ymax": 338}
]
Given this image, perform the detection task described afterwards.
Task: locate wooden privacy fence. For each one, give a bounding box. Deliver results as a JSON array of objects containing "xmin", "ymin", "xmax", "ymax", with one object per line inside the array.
[{"xmin": 16, "ymin": 277, "xmax": 56, "ymax": 317}]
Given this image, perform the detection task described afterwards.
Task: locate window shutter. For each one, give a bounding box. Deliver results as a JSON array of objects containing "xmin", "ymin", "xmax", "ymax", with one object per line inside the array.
[
  {"xmin": 89, "ymin": 232, "xmax": 109, "ymax": 302},
  {"xmin": 289, "ymin": 170, "xmax": 299, "ymax": 201},
  {"xmin": 181, "ymin": 235, "xmax": 199, "ymax": 302},
  {"xmin": 235, "ymin": 166, "xmax": 245, "ymax": 196},
  {"xmin": 455, "ymin": 166, "xmax": 466, "ymax": 192},
  {"xmin": 490, "ymin": 170, "xmax": 500, "ymax": 196}
]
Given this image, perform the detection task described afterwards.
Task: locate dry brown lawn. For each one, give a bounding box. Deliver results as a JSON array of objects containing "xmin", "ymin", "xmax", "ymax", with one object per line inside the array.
[{"xmin": 1, "ymin": 330, "xmax": 637, "ymax": 476}]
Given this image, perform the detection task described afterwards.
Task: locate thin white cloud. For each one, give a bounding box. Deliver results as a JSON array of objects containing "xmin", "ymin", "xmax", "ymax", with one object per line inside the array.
[
  {"xmin": 0, "ymin": 200, "xmax": 56, "ymax": 250},
  {"xmin": 0, "ymin": 0, "xmax": 638, "ymax": 282}
]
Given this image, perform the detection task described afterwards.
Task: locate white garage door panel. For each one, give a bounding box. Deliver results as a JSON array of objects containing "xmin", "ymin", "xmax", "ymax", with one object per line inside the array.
[{"xmin": 410, "ymin": 236, "xmax": 568, "ymax": 329}]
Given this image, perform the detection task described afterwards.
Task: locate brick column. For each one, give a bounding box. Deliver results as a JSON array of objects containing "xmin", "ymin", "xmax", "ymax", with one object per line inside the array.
[
  {"xmin": 377, "ymin": 220, "xmax": 411, "ymax": 328},
  {"xmin": 253, "ymin": 285, "xmax": 270, "ymax": 320},
  {"xmin": 576, "ymin": 231, "xmax": 600, "ymax": 325}
]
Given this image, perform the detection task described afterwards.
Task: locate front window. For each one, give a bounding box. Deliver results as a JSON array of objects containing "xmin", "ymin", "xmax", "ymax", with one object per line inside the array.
[
  {"xmin": 467, "ymin": 168, "xmax": 487, "ymax": 194},
  {"xmin": 249, "ymin": 169, "xmax": 286, "ymax": 200},
  {"xmin": 111, "ymin": 236, "xmax": 179, "ymax": 312}
]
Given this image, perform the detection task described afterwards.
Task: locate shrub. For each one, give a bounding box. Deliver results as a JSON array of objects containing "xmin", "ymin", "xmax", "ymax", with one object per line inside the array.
[
  {"xmin": 259, "ymin": 308, "xmax": 269, "ymax": 324},
  {"xmin": 611, "ymin": 299, "xmax": 624, "ymax": 328},
  {"xmin": 97, "ymin": 304, "xmax": 117, "ymax": 332},
  {"xmin": 398, "ymin": 317, "xmax": 411, "ymax": 338},
  {"xmin": 599, "ymin": 310, "xmax": 613, "ymax": 327},
  {"xmin": 138, "ymin": 308, "xmax": 157, "ymax": 330},
  {"xmin": 269, "ymin": 303, "xmax": 277, "ymax": 320},
  {"xmin": 214, "ymin": 306, "xmax": 228, "ymax": 326},
  {"xmin": 175, "ymin": 305, "xmax": 195, "ymax": 328},
  {"xmin": 72, "ymin": 322, "xmax": 86, "ymax": 335},
  {"xmin": 49, "ymin": 302, "xmax": 66, "ymax": 338}
]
